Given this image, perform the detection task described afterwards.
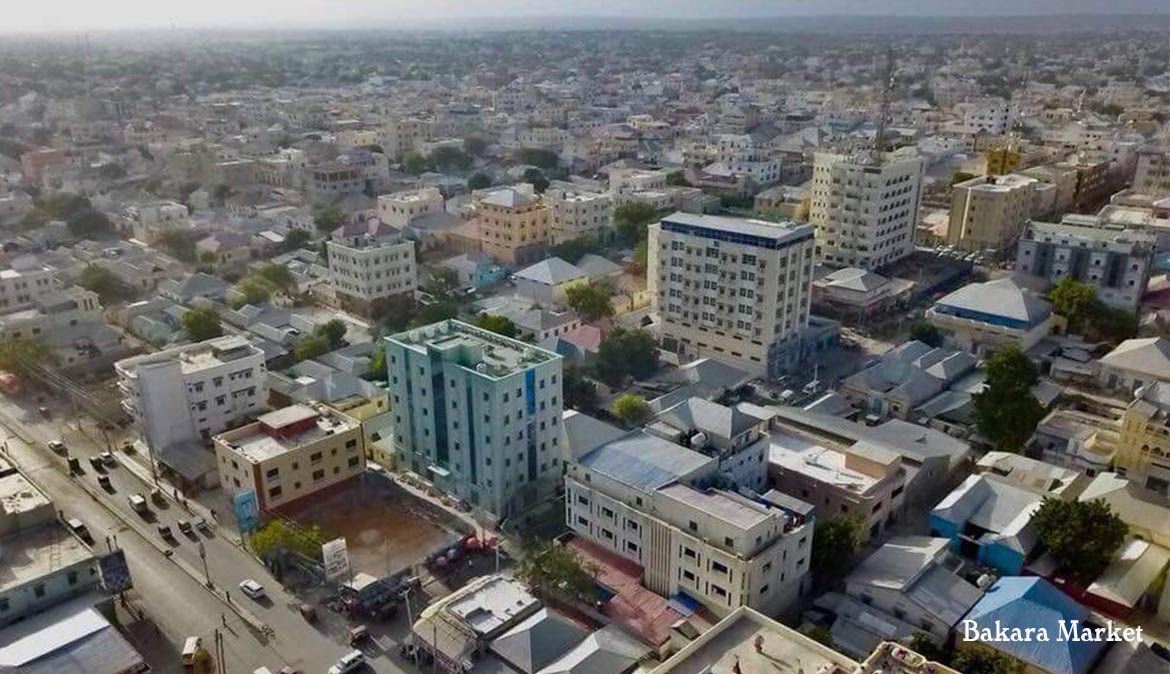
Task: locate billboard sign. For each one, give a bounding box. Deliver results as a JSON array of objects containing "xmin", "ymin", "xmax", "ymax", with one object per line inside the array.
[
  {"xmin": 98, "ymin": 549, "xmax": 133, "ymax": 593},
  {"xmin": 322, "ymin": 537, "xmax": 350, "ymax": 581},
  {"xmin": 233, "ymin": 490, "xmax": 260, "ymax": 532}
]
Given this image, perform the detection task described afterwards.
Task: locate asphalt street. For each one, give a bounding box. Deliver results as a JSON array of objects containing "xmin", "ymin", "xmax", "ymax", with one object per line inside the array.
[{"xmin": 0, "ymin": 395, "xmax": 412, "ymax": 674}]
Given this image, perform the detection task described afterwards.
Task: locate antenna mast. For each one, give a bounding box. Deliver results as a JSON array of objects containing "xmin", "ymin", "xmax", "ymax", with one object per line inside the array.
[{"xmin": 873, "ymin": 47, "xmax": 896, "ymax": 164}]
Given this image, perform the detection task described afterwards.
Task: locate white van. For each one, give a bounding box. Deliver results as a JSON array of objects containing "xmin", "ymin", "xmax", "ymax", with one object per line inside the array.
[{"xmin": 181, "ymin": 636, "xmax": 202, "ymax": 666}]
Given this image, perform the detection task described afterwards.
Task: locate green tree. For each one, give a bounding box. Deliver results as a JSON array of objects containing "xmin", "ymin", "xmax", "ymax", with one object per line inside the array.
[
  {"xmin": 665, "ymin": 170, "xmax": 689, "ymax": 187},
  {"xmin": 294, "ymin": 333, "xmax": 330, "ymax": 361},
  {"xmin": 515, "ymin": 540, "xmax": 598, "ymax": 602},
  {"xmin": 431, "ymin": 146, "xmax": 473, "ymax": 173},
  {"xmin": 811, "ymin": 516, "xmax": 863, "ymax": 589},
  {"xmin": 409, "ymin": 301, "xmax": 458, "ymax": 327},
  {"xmin": 314, "ymin": 207, "xmax": 344, "ymax": 233},
  {"xmin": 98, "ymin": 163, "xmax": 127, "ymax": 180},
  {"xmin": 1048, "ymin": 277, "xmax": 1096, "ymax": 332},
  {"xmin": 66, "ymin": 208, "xmax": 113, "ymax": 238},
  {"xmin": 612, "ymin": 393, "xmax": 651, "ymax": 427},
  {"xmin": 463, "ymin": 135, "xmax": 489, "ymax": 157},
  {"xmin": 563, "ymin": 364, "xmax": 598, "ymax": 411},
  {"xmin": 423, "ymin": 267, "xmax": 460, "ymax": 299},
  {"xmin": 633, "ymin": 240, "xmax": 648, "ymax": 274},
  {"xmin": 614, "ymin": 203, "xmax": 664, "ymax": 245},
  {"xmin": 952, "ymin": 644, "xmax": 1025, "ymax": 674},
  {"xmin": 78, "ymin": 264, "xmax": 135, "ymax": 304},
  {"xmin": 198, "ymin": 250, "xmax": 219, "ymax": 266},
  {"xmin": 1032, "ymin": 497, "xmax": 1128, "ymax": 585},
  {"xmin": 212, "ymin": 183, "xmax": 231, "ymax": 205},
  {"xmin": 230, "ymin": 278, "xmax": 271, "ymax": 308},
  {"xmin": 0, "ymin": 337, "xmax": 55, "ymax": 375},
  {"xmin": 250, "ymin": 519, "xmax": 325, "ymax": 560},
  {"xmin": 974, "ymin": 346, "xmax": 1046, "ymax": 452},
  {"xmin": 475, "ymin": 314, "xmax": 518, "ymax": 338},
  {"xmin": 157, "ymin": 230, "xmax": 198, "ymax": 263},
  {"xmin": 514, "ymin": 148, "xmax": 559, "ymax": 170},
  {"xmin": 595, "ymin": 327, "xmax": 659, "ymax": 386},
  {"xmin": 548, "ymin": 237, "xmax": 602, "ymax": 264},
  {"xmin": 383, "ymin": 295, "xmax": 418, "ymax": 332},
  {"xmin": 316, "ymin": 318, "xmax": 348, "ymax": 349},
  {"xmin": 523, "ymin": 167, "xmax": 550, "ymax": 193},
  {"xmin": 909, "ymin": 633, "xmax": 948, "ymax": 663},
  {"xmin": 909, "ymin": 319, "xmax": 943, "ymax": 348},
  {"xmin": 565, "ymin": 283, "xmax": 614, "ymax": 322},
  {"xmin": 403, "ymin": 152, "xmax": 429, "ymax": 175},
  {"xmin": 182, "ymin": 307, "xmax": 223, "ymax": 341},
  {"xmin": 257, "ymin": 264, "xmax": 295, "ymax": 292},
  {"xmin": 283, "ymin": 228, "xmax": 312, "ymax": 252},
  {"xmin": 468, "ymin": 172, "xmax": 492, "ymax": 190},
  {"xmin": 369, "ymin": 346, "xmax": 387, "ymax": 381},
  {"xmin": 948, "ymin": 171, "xmax": 977, "ymax": 187},
  {"xmin": 806, "ymin": 626, "xmax": 834, "ymax": 648}
]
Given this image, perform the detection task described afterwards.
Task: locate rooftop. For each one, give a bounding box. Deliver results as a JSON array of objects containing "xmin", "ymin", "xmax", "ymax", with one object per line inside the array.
[
  {"xmin": 761, "ymin": 423, "xmax": 884, "ymax": 493},
  {"xmin": 389, "ymin": 320, "xmax": 560, "ymax": 379},
  {"xmin": 116, "ymin": 335, "xmax": 261, "ymax": 377},
  {"xmin": 0, "ymin": 523, "xmax": 94, "ymax": 595},
  {"xmin": 659, "ymin": 211, "xmax": 813, "ymax": 245},
  {"xmin": 578, "ymin": 432, "xmax": 714, "ymax": 493},
  {"xmin": 933, "ymin": 276, "xmax": 1052, "ymax": 325},
  {"xmin": 0, "ymin": 471, "xmax": 52, "ymax": 520},
  {"xmin": 218, "ymin": 407, "xmax": 358, "ymax": 463},
  {"xmin": 656, "ymin": 484, "xmax": 773, "ymax": 531},
  {"xmin": 931, "ymin": 474, "xmax": 1042, "ymax": 554},
  {"xmin": 0, "ymin": 598, "xmax": 147, "ymax": 674}
]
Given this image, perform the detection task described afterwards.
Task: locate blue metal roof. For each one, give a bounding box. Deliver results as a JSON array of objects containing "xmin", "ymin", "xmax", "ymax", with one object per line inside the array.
[
  {"xmin": 578, "ymin": 432, "xmax": 713, "ymax": 492},
  {"xmin": 963, "ymin": 577, "xmax": 1105, "ymax": 674}
]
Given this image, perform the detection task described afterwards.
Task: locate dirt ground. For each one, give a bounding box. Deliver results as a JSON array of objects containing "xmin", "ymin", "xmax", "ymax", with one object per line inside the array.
[{"xmin": 281, "ymin": 475, "xmax": 463, "ymax": 578}]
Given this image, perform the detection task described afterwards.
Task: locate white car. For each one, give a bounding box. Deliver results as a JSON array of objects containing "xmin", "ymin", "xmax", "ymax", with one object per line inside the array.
[
  {"xmin": 328, "ymin": 650, "xmax": 365, "ymax": 674},
  {"xmin": 239, "ymin": 579, "xmax": 266, "ymax": 600}
]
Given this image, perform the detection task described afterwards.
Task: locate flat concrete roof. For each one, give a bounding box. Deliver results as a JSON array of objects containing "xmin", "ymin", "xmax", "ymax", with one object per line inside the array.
[{"xmin": 0, "ymin": 523, "xmax": 94, "ymax": 594}]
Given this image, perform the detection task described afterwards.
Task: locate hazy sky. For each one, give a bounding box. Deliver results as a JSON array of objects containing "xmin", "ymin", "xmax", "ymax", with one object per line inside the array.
[{"xmin": 4, "ymin": 0, "xmax": 1168, "ymax": 32}]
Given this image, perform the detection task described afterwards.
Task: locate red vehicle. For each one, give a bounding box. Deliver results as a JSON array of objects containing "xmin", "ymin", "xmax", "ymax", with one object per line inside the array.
[{"xmin": 0, "ymin": 371, "xmax": 21, "ymax": 397}]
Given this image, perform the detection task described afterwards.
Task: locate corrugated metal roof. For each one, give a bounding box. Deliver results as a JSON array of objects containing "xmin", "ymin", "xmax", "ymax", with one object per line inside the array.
[{"xmin": 579, "ymin": 431, "xmax": 713, "ymax": 492}]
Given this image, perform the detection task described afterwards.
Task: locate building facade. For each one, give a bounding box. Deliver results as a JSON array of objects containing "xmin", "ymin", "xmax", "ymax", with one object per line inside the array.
[
  {"xmin": 810, "ymin": 152, "xmax": 924, "ymax": 270},
  {"xmin": 385, "ymin": 320, "xmax": 563, "ymax": 519},
  {"xmin": 213, "ymin": 404, "xmax": 366, "ymax": 512},
  {"xmin": 376, "ymin": 187, "xmax": 445, "ymax": 229},
  {"xmin": 648, "ymin": 212, "xmax": 815, "ymax": 378},
  {"xmin": 1115, "ymin": 383, "xmax": 1170, "ymax": 496},
  {"xmin": 0, "ymin": 259, "xmax": 61, "ymax": 313},
  {"xmin": 477, "ymin": 188, "xmax": 549, "ymax": 267},
  {"xmin": 326, "ymin": 221, "xmax": 417, "ymax": 316},
  {"xmin": 947, "ymin": 174, "xmax": 1043, "ymax": 253},
  {"xmin": 1131, "ymin": 144, "xmax": 1170, "ymax": 198},
  {"xmin": 544, "ymin": 188, "xmax": 614, "ymax": 244}
]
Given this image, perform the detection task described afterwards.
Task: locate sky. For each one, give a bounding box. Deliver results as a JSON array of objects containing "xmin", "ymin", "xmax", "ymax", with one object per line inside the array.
[{"xmin": 3, "ymin": 0, "xmax": 1168, "ymax": 33}]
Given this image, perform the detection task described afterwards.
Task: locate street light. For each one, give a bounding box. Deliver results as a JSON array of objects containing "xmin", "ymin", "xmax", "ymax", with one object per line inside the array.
[{"xmin": 199, "ymin": 541, "xmax": 212, "ymax": 588}]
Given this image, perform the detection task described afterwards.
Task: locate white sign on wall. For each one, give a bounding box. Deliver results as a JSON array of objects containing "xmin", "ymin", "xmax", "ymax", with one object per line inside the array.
[{"xmin": 322, "ymin": 537, "xmax": 350, "ymax": 581}]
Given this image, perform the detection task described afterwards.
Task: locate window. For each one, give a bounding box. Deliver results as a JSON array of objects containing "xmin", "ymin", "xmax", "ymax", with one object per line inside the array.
[
  {"xmin": 601, "ymin": 506, "xmax": 614, "ymax": 519},
  {"xmin": 682, "ymin": 569, "xmax": 696, "ymax": 581},
  {"xmin": 711, "ymin": 560, "xmax": 729, "ymax": 575},
  {"xmin": 34, "ymin": 584, "xmax": 46, "ymax": 598},
  {"xmin": 710, "ymin": 584, "xmax": 727, "ymax": 598},
  {"xmin": 577, "ymin": 495, "xmax": 589, "ymax": 506},
  {"xmin": 626, "ymin": 519, "xmax": 639, "ymax": 531},
  {"xmin": 269, "ymin": 485, "xmax": 282, "ymax": 497},
  {"xmin": 265, "ymin": 468, "xmax": 279, "ymax": 479},
  {"xmin": 682, "ymin": 546, "xmax": 698, "ymax": 559},
  {"xmin": 348, "ymin": 457, "xmax": 359, "ymax": 468},
  {"xmin": 312, "ymin": 469, "xmax": 325, "ymax": 480},
  {"xmin": 724, "ymin": 536, "xmax": 733, "ymax": 547},
  {"xmin": 759, "ymin": 584, "xmax": 769, "ymax": 594},
  {"xmin": 601, "ymin": 528, "xmax": 614, "ymax": 540},
  {"xmin": 626, "ymin": 541, "xmax": 639, "ymax": 553},
  {"xmin": 67, "ymin": 571, "xmax": 78, "ymax": 586},
  {"xmin": 577, "ymin": 516, "xmax": 589, "ymax": 526},
  {"xmin": 310, "ymin": 452, "xmax": 323, "ymax": 463},
  {"xmin": 345, "ymin": 439, "xmax": 357, "ymax": 449},
  {"xmin": 689, "ymin": 521, "xmax": 698, "ymax": 532}
]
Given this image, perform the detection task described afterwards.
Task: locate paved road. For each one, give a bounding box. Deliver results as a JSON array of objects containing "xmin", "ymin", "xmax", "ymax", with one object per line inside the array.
[{"xmin": 0, "ymin": 396, "xmax": 411, "ymax": 674}]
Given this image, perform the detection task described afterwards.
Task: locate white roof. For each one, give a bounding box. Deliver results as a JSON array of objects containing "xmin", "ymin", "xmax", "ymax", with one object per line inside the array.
[
  {"xmin": 515, "ymin": 257, "xmax": 586, "ymax": 286},
  {"xmin": 935, "ymin": 276, "xmax": 1051, "ymax": 324},
  {"xmin": 1087, "ymin": 539, "xmax": 1170, "ymax": 608},
  {"xmin": 1100, "ymin": 337, "xmax": 1170, "ymax": 381}
]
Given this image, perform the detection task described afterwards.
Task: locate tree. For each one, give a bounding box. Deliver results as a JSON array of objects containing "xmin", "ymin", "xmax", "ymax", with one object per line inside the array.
[
  {"xmin": 283, "ymin": 228, "xmax": 312, "ymax": 252},
  {"xmin": 614, "ymin": 203, "xmax": 663, "ymax": 245},
  {"xmin": 212, "ymin": 183, "xmax": 231, "ymax": 205},
  {"xmin": 403, "ymin": 152, "xmax": 429, "ymax": 175},
  {"xmin": 182, "ymin": 307, "xmax": 223, "ymax": 341},
  {"xmin": 369, "ymin": 346, "xmax": 387, "ymax": 381},
  {"xmin": 78, "ymin": 264, "xmax": 135, "ymax": 304},
  {"xmin": 595, "ymin": 327, "xmax": 659, "ymax": 386},
  {"xmin": 806, "ymin": 626, "xmax": 834, "ymax": 648},
  {"xmin": 974, "ymin": 346, "xmax": 1046, "ymax": 452},
  {"xmin": 909, "ymin": 633, "xmax": 947, "ymax": 663},
  {"xmin": 514, "ymin": 148, "xmax": 559, "ymax": 170},
  {"xmin": 383, "ymin": 295, "xmax": 418, "ymax": 332},
  {"xmin": 463, "ymin": 135, "xmax": 489, "ymax": 157},
  {"xmin": 949, "ymin": 171, "xmax": 977, "ymax": 187},
  {"xmin": 1048, "ymin": 277, "xmax": 1096, "ymax": 332},
  {"xmin": 231, "ymin": 278, "xmax": 271, "ymax": 308},
  {"xmin": 523, "ymin": 167, "xmax": 550, "ymax": 193},
  {"xmin": 468, "ymin": 172, "xmax": 492, "ymax": 190},
  {"xmin": 157, "ymin": 230, "xmax": 198, "ymax": 263},
  {"xmin": 409, "ymin": 301, "xmax": 458, "ymax": 327},
  {"xmin": 475, "ymin": 314, "xmax": 518, "ymax": 338},
  {"xmin": 548, "ymin": 237, "xmax": 602, "ymax": 264},
  {"xmin": 250, "ymin": 519, "xmax": 325, "ymax": 560},
  {"xmin": 423, "ymin": 267, "xmax": 460, "ymax": 299},
  {"xmin": 98, "ymin": 163, "xmax": 127, "ymax": 180},
  {"xmin": 612, "ymin": 393, "xmax": 651, "ymax": 427},
  {"xmin": 563, "ymin": 364, "xmax": 598, "ymax": 411},
  {"xmin": 909, "ymin": 319, "xmax": 943, "ymax": 348},
  {"xmin": 314, "ymin": 207, "xmax": 344, "ymax": 233},
  {"xmin": 515, "ymin": 540, "xmax": 598, "ymax": 602},
  {"xmin": 811, "ymin": 516, "xmax": 863, "ymax": 588},
  {"xmin": 431, "ymin": 146, "xmax": 473, "ymax": 173},
  {"xmin": 665, "ymin": 170, "xmax": 689, "ymax": 187},
  {"xmin": 294, "ymin": 334, "xmax": 330, "ymax": 362},
  {"xmin": 316, "ymin": 319, "xmax": 348, "ymax": 349},
  {"xmin": 257, "ymin": 264, "xmax": 295, "ymax": 292},
  {"xmin": 565, "ymin": 283, "xmax": 614, "ymax": 322},
  {"xmin": 633, "ymin": 240, "xmax": 648, "ymax": 274},
  {"xmin": 1032, "ymin": 498, "xmax": 1128, "ymax": 585},
  {"xmin": 65, "ymin": 208, "xmax": 113, "ymax": 238},
  {"xmin": 0, "ymin": 337, "xmax": 55, "ymax": 376},
  {"xmin": 952, "ymin": 644, "xmax": 1024, "ymax": 674}
]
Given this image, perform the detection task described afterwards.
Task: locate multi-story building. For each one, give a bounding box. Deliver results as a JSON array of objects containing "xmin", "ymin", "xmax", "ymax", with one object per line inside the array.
[
  {"xmin": 947, "ymin": 174, "xmax": 1046, "ymax": 253},
  {"xmin": 926, "ymin": 277, "xmax": 1054, "ymax": 356},
  {"xmin": 544, "ymin": 188, "xmax": 613, "ymax": 244},
  {"xmin": 119, "ymin": 200, "xmax": 190, "ymax": 242},
  {"xmin": 648, "ymin": 212, "xmax": 815, "ymax": 378},
  {"xmin": 564, "ymin": 428, "xmax": 812, "ymax": 618},
  {"xmin": 376, "ymin": 187, "xmax": 445, "ymax": 229},
  {"xmin": 213, "ymin": 403, "xmax": 365, "ymax": 512},
  {"xmin": 115, "ymin": 335, "xmax": 268, "ymax": 454},
  {"xmin": 308, "ymin": 162, "xmax": 363, "ymax": 200},
  {"xmin": 810, "ymin": 151, "xmax": 924, "ymax": 270},
  {"xmin": 609, "ymin": 167, "xmax": 669, "ymax": 199},
  {"xmin": 955, "ymin": 98, "xmax": 1015, "ymax": 134},
  {"xmin": 0, "ymin": 256, "xmax": 60, "ymax": 312},
  {"xmin": 477, "ymin": 188, "xmax": 549, "ymax": 267},
  {"xmin": 385, "ymin": 320, "xmax": 563, "ymax": 520},
  {"xmin": 1015, "ymin": 218, "xmax": 1154, "ymax": 311},
  {"xmin": 1132, "ymin": 144, "xmax": 1170, "ymax": 198},
  {"xmin": 326, "ymin": 220, "xmax": 417, "ymax": 316},
  {"xmin": 0, "ymin": 286, "xmax": 100, "ymax": 343},
  {"xmin": 1114, "ymin": 382, "xmax": 1170, "ymax": 495}
]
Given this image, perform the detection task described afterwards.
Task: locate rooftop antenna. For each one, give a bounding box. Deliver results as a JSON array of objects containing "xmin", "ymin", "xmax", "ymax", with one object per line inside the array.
[{"xmin": 872, "ymin": 47, "xmax": 896, "ymax": 165}]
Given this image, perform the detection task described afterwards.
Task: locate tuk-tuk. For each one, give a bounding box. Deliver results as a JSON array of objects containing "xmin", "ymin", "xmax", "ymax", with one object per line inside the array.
[
  {"xmin": 151, "ymin": 488, "xmax": 166, "ymax": 505},
  {"xmin": 348, "ymin": 625, "xmax": 368, "ymax": 646},
  {"xmin": 297, "ymin": 603, "xmax": 317, "ymax": 623},
  {"xmin": 67, "ymin": 457, "xmax": 81, "ymax": 474}
]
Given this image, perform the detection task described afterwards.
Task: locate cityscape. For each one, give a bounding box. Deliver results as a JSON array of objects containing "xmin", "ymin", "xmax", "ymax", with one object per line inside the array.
[{"xmin": 1, "ymin": 4, "xmax": 1170, "ymax": 674}]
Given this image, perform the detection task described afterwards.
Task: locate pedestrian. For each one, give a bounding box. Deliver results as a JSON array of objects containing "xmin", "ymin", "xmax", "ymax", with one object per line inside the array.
[{"xmin": 221, "ymin": 613, "xmax": 227, "ymax": 626}]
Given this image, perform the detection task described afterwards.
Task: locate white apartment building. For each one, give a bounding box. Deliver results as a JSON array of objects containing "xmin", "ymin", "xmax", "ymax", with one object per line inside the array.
[
  {"xmin": 610, "ymin": 168, "xmax": 669, "ymax": 199},
  {"xmin": 1132, "ymin": 145, "xmax": 1170, "ymax": 198},
  {"xmin": 1016, "ymin": 218, "xmax": 1154, "ymax": 311},
  {"xmin": 648, "ymin": 212, "xmax": 815, "ymax": 379},
  {"xmin": 120, "ymin": 200, "xmax": 189, "ymax": 241},
  {"xmin": 376, "ymin": 187, "xmax": 445, "ymax": 229},
  {"xmin": 810, "ymin": 151, "xmax": 924, "ymax": 271},
  {"xmin": 326, "ymin": 221, "xmax": 417, "ymax": 316},
  {"xmin": 0, "ymin": 257, "xmax": 60, "ymax": 312},
  {"xmin": 955, "ymin": 98, "xmax": 1015, "ymax": 134},
  {"xmin": 115, "ymin": 335, "xmax": 268, "ymax": 454},
  {"xmin": 544, "ymin": 188, "xmax": 614, "ymax": 244},
  {"xmin": 386, "ymin": 320, "xmax": 564, "ymax": 520},
  {"xmin": 947, "ymin": 174, "xmax": 1047, "ymax": 253},
  {"xmin": 564, "ymin": 429, "xmax": 811, "ymax": 618},
  {"xmin": 0, "ymin": 287, "xmax": 100, "ymax": 343},
  {"xmin": 214, "ymin": 404, "xmax": 365, "ymax": 511}
]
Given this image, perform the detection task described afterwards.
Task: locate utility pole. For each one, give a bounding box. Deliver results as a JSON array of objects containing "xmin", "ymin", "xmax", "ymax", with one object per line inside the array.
[{"xmin": 403, "ymin": 586, "xmax": 419, "ymax": 666}]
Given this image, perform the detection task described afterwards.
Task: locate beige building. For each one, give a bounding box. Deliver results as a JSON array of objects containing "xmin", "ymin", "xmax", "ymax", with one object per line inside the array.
[
  {"xmin": 544, "ymin": 188, "xmax": 613, "ymax": 244},
  {"xmin": 1132, "ymin": 144, "xmax": 1170, "ymax": 198},
  {"xmin": 377, "ymin": 187, "xmax": 445, "ymax": 229},
  {"xmin": 214, "ymin": 404, "xmax": 366, "ymax": 512},
  {"xmin": 948, "ymin": 174, "xmax": 1047, "ymax": 252},
  {"xmin": 477, "ymin": 188, "xmax": 549, "ymax": 266},
  {"xmin": 648, "ymin": 212, "xmax": 815, "ymax": 378}
]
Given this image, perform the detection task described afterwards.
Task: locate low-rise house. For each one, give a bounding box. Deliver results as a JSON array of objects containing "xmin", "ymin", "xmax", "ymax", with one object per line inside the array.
[
  {"xmin": 1032, "ymin": 409, "xmax": 1118, "ymax": 476},
  {"xmin": 841, "ymin": 341, "xmax": 977, "ymax": 420},
  {"xmin": 1078, "ymin": 472, "xmax": 1170, "ymax": 550},
  {"xmin": 438, "ymin": 251, "xmax": 507, "ymax": 289},
  {"xmin": 1097, "ymin": 337, "xmax": 1170, "ymax": 394},
  {"xmin": 196, "ymin": 231, "xmax": 254, "ymax": 269},
  {"xmin": 158, "ymin": 272, "xmax": 231, "ymax": 305},
  {"xmin": 926, "ymin": 276, "xmax": 1054, "ymax": 355},
  {"xmin": 646, "ymin": 397, "xmax": 770, "ymax": 492},
  {"xmin": 811, "ymin": 267, "xmax": 915, "ymax": 318},
  {"xmin": 929, "ymin": 473, "xmax": 1046, "ymax": 574},
  {"xmin": 513, "ymin": 257, "xmax": 588, "ymax": 307}
]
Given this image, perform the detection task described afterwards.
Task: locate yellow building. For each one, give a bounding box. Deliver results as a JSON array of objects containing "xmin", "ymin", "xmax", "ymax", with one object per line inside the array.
[
  {"xmin": 1115, "ymin": 383, "xmax": 1170, "ymax": 495},
  {"xmin": 477, "ymin": 188, "xmax": 549, "ymax": 266}
]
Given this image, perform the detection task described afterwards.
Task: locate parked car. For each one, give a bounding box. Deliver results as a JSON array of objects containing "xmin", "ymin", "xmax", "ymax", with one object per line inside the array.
[
  {"xmin": 99, "ymin": 451, "xmax": 116, "ymax": 467},
  {"xmin": 328, "ymin": 651, "xmax": 366, "ymax": 674},
  {"xmin": 128, "ymin": 493, "xmax": 148, "ymax": 514},
  {"xmin": 67, "ymin": 518, "xmax": 92, "ymax": 543},
  {"xmin": 150, "ymin": 489, "xmax": 166, "ymax": 505},
  {"xmin": 67, "ymin": 457, "xmax": 81, "ymax": 474},
  {"xmin": 98, "ymin": 475, "xmax": 113, "ymax": 491},
  {"xmin": 239, "ymin": 579, "xmax": 265, "ymax": 600},
  {"xmin": 47, "ymin": 440, "xmax": 67, "ymax": 455},
  {"xmin": 89, "ymin": 456, "xmax": 104, "ymax": 471},
  {"xmin": 158, "ymin": 524, "xmax": 174, "ymax": 540},
  {"xmin": 177, "ymin": 520, "xmax": 192, "ymax": 535}
]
